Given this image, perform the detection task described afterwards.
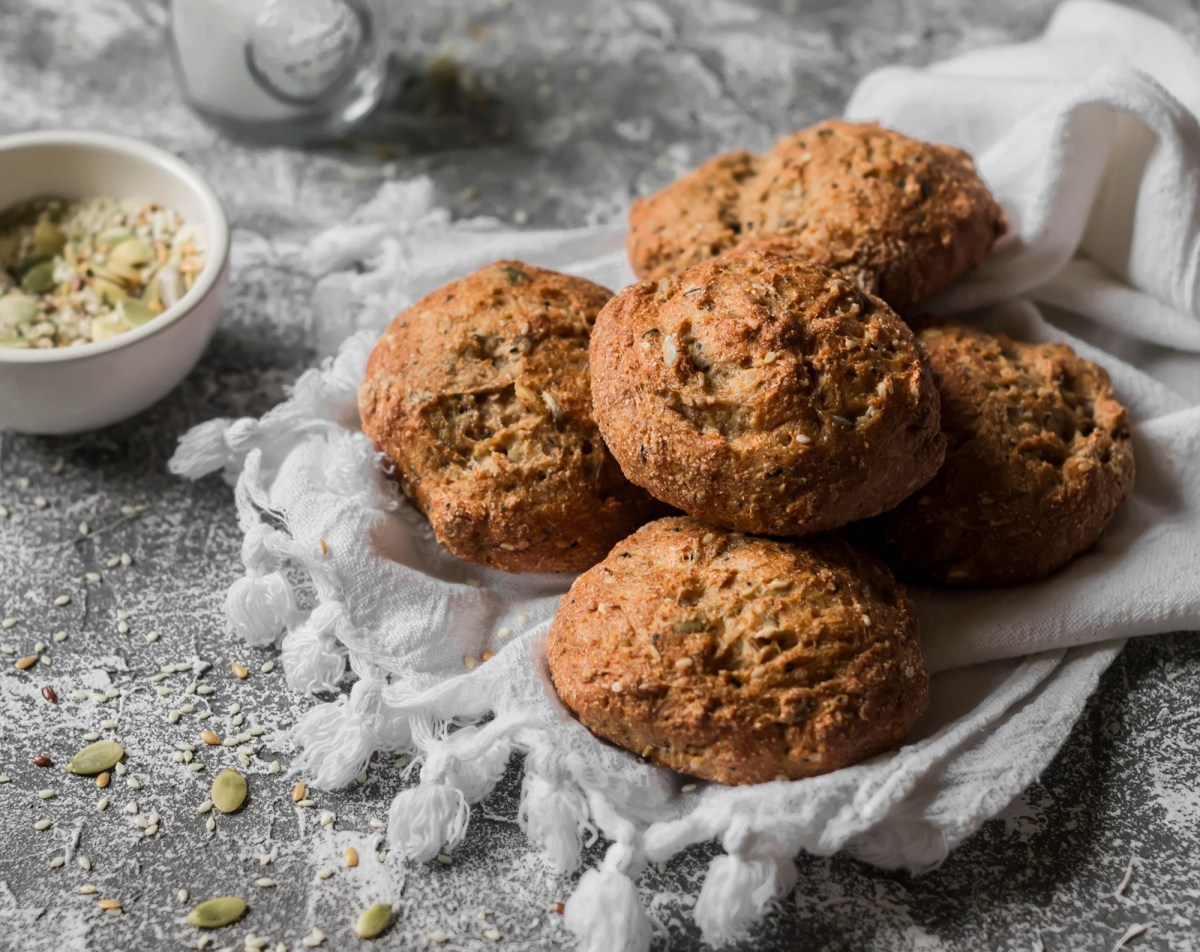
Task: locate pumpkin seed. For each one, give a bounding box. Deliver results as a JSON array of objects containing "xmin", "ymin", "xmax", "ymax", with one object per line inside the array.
[
  {"xmin": 66, "ymin": 741, "xmax": 124, "ymax": 775},
  {"xmin": 355, "ymin": 902, "xmax": 393, "ymax": 939},
  {"xmin": 107, "ymin": 237, "xmax": 154, "ymax": 267},
  {"xmin": 118, "ymin": 299, "xmax": 156, "ymax": 326},
  {"xmin": 185, "ymin": 896, "xmax": 247, "ymax": 929},
  {"xmin": 95, "ymin": 227, "xmax": 133, "ymax": 251},
  {"xmin": 20, "ymin": 260, "xmax": 56, "ymax": 294},
  {"xmin": 89, "ymin": 312, "xmax": 132, "ymax": 342},
  {"xmin": 211, "ymin": 767, "xmax": 247, "ymax": 814},
  {"xmin": 32, "ymin": 217, "xmax": 65, "ymax": 257},
  {"xmin": 0, "ymin": 293, "xmax": 38, "ymax": 325},
  {"xmin": 91, "ymin": 276, "xmax": 127, "ymax": 305}
]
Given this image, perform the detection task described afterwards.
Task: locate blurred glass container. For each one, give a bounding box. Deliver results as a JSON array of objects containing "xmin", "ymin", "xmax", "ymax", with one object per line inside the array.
[{"xmin": 168, "ymin": 0, "xmax": 391, "ymax": 144}]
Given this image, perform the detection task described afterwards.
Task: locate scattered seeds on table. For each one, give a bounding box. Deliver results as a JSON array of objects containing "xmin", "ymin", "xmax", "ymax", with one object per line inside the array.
[
  {"xmin": 200, "ymin": 729, "xmax": 220, "ymax": 746},
  {"xmin": 38, "ymin": 788, "xmax": 56, "ymax": 799},
  {"xmin": 81, "ymin": 731, "xmax": 100, "ymax": 742},
  {"xmin": 34, "ymin": 496, "xmax": 48, "ymax": 509},
  {"xmin": 211, "ymin": 767, "xmax": 247, "ymax": 814},
  {"xmin": 205, "ymin": 817, "xmax": 216, "ymax": 832},
  {"xmin": 368, "ymin": 817, "xmax": 385, "ymax": 830},
  {"xmin": 15, "ymin": 654, "xmax": 37, "ymax": 670},
  {"xmin": 1, "ymin": 617, "xmax": 17, "ymax": 629},
  {"xmin": 254, "ymin": 878, "xmax": 276, "ymax": 888},
  {"xmin": 300, "ymin": 927, "xmax": 326, "ymax": 948},
  {"xmin": 49, "ymin": 856, "xmax": 65, "ymax": 869},
  {"xmin": 319, "ymin": 811, "xmax": 334, "ymax": 828},
  {"xmin": 318, "ymin": 538, "xmax": 329, "ymax": 556},
  {"xmin": 96, "ymin": 797, "xmax": 110, "ymax": 812},
  {"xmin": 32, "ymin": 755, "xmax": 53, "ymax": 767},
  {"xmin": 53, "ymin": 594, "xmax": 71, "ymax": 607},
  {"xmin": 437, "ymin": 853, "xmax": 453, "ymax": 866},
  {"xmin": 97, "ymin": 899, "xmax": 121, "ymax": 911},
  {"xmin": 114, "ymin": 759, "xmax": 127, "ymax": 773},
  {"xmin": 260, "ymin": 660, "xmax": 275, "ymax": 674},
  {"xmin": 483, "ymin": 928, "xmax": 502, "ymax": 942},
  {"xmin": 66, "ymin": 740, "xmax": 124, "ymax": 775},
  {"xmin": 146, "ymin": 630, "xmax": 159, "ymax": 644},
  {"xmin": 316, "ymin": 869, "xmax": 333, "ymax": 881},
  {"xmin": 120, "ymin": 553, "xmax": 132, "ymax": 567},
  {"xmin": 80, "ymin": 885, "xmax": 98, "ymax": 895},
  {"xmin": 34, "ymin": 818, "xmax": 52, "ymax": 831},
  {"xmin": 178, "ymin": 889, "xmax": 189, "ymax": 904},
  {"xmin": 344, "ymin": 847, "xmax": 359, "ymax": 868},
  {"xmin": 186, "ymin": 896, "xmax": 247, "ymax": 929},
  {"xmin": 230, "ymin": 663, "xmax": 249, "ymax": 680},
  {"xmin": 291, "ymin": 781, "xmax": 306, "ymax": 803},
  {"xmin": 355, "ymin": 903, "xmax": 393, "ymax": 940},
  {"xmin": 267, "ymin": 761, "xmax": 280, "ymax": 775},
  {"xmin": 296, "ymin": 798, "xmax": 316, "ymax": 808},
  {"xmin": 52, "ymin": 630, "xmax": 68, "ymax": 643},
  {"xmin": 126, "ymin": 777, "xmax": 142, "ymax": 790},
  {"xmin": 96, "ymin": 771, "xmax": 110, "ymax": 788},
  {"xmin": 42, "ymin": 685, "xmax": 58, "ymax": 703},
  {"xmin": 427, "ymin": 930, "xmax": 449, "ymax": 945},
  {"xmin": 0, "ymin": 774, "xmax": 9, "ymax": 784},
  {"xmin": 125, "ymin": 801, "xmax": 138, "ymax": 815}
]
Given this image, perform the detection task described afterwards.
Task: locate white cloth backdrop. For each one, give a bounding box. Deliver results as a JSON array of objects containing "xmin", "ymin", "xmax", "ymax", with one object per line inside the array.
[{"xmin": 171, "ymin": 3, "xmax": 1200, "ymax": 948}]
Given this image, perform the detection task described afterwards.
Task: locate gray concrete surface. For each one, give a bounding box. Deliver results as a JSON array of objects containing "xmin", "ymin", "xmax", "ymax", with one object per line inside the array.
[{"xmin": 1, "ymin": 0, "xmax": 1198, "ymax": 949}]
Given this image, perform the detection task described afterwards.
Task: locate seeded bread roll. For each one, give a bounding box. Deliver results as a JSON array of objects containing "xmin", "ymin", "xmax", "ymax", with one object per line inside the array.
[
  {"xmin": 546, "ymin": 517, "xmax": 929, "ymax": 785},
  {"xmin": 358, "ymin": 260, "xmax": 663, "ymax": 573},
  {"xmin": 866, "ymin": 321, "xmax": 1136, "ymax": 585},
  {"xmin": 589, "ymin": 249, "xmax": 945, "ymax": 536},
  {"xmin": 628, "ymin": 119, "xmax": 1006, "ymax": 311}
]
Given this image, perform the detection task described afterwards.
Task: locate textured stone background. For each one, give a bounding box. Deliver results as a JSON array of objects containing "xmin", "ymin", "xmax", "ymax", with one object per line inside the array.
[{"xmin": 1, "ymin": 0, "xmax": 1199, "ymax": 949}]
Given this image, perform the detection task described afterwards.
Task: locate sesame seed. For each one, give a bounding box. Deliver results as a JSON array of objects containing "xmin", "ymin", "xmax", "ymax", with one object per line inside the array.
[
  {"xmin": 427, "ymin": 931, "xmax": 449, "ymax": 944},
  {"xmin": 516, "ymin": 612, "xmax": 529, "ymax": 624},
  {"xmin": 268, "ymin": 760, "xmax": 280, "ymax": 775},
  {"xmin": 610, "ymin": 681, "xmax": 624, "ymax": 694},
  {"xmin": 100, "ymin": 719, "xmax": 117, "ymax": 730},
  {"xmin": 1, "ymin": 617, "xmax": 17, "ymax": 629},
  {"xmin": 259, "ymin": 854, "xmax": 272, "ymax": 866},
  {"xmin": 681, "ymin": 783, "xmax": 697, "ymax": 792},
  {"xmin": 52, "ymin": 630, "xmax": 67, "ymax": 643},
  {"xmin": 117, "ymin": 621, "xmax": 130, "ymax": 634},
  {"xmin": 79, "ymin": 522, "xmax": 90, "ymax": 536},
  {"xmin": 126, "ymin": 777, "xmax": 142, "ymax": 790},
  {"xmin": 177, "ymin": 889, "xmax": 189, "ymax": 903},
  {"xmin": 38, "ymin": 788, "xmax": 57, "ymax": 799},
  {"xmin": 205, "ymin": 817, "xmax": 215, "ymax": 832},
  {"xmin": 96, "ymin": 797, "xmax": 110, "ymax": 811},
  {"xmin": 34, "ymin": 818, "xmax": 52, "ymax": 831},
  {"xmin": 80, "ymin": 885, "xmax": 98, "ymax": 895},
  {"xmin": 39, "ymin": 654, "xmax": 51, "ymax": 666},
  {"xmin": 52, "ymin": 594, "xmax": 70, "ymax": 607},
  {"xmin": 189, "ymin": 763, "xmax": 205, "ymax": 773},
  {"xmin": 179, "ymin": 703, "xmax": 195, "ymax": 714},
  {"xmin": 319, "ymin": 811, "xmax": 335, "ymax": 828},
  {"xmin": 34, "ymin": 496, "xmax": 48, "ymax": 508},
  {"xmin": 52, "ymin": 458, "xmax": 65, "ymax": 474},
  {"xmin": 197, "ymin": 711, "xmax": 212, "ymax": 720},
  {"xmin": 168, "ymin": 710, "xmax": 182, "ymax": 725},
  {"xmin": 125, "ymin": 801, "xmax": 138, "ymax": 814},
  {"xmin": 197, "ymin": 799, "xmax": 213, "ymax": 814},
  {"xmin": 144, "ymin": 824, "xmax": 158, "ymax": 837},
  {"xmin": 484, "ymin": 928, "xmax": 502, "ymax": 941},
  {"xmin": 0, "ymin": 506, "xmax": 7, "ymax": 518},
  {"xmin": 49, "ymin": 856, "xmax": 65, "ymax": 869},
  {"xmin": 145, "ymin": 631, "xmax": 159, "ymax": 644},
  {"xmin": 85, "ymin": 571, "xmax": 101, "ymax": 583},
  {"xmin": 296, "ymin": 799, "xmax": 316, "ymax": 808},
  {"xmin": 114, "ymin": 760, "xmax": 127, "ymax": 774},
  {"xmin": 120, "ymin": 553, "xmax": 132, "ymax": 567},
  {"xmin": 260, "ymin": 660, "xmax": 275, "ymax": 673},
  {"xmin": 105, "ymin": 687, "xmax": 119, "ymax": 699},
  {"xmin": 255, "ymin": 878, "xmax": 277, "ymax": 888},
  {"xmin": 197, "ymin": 685, "xmax": 215, "ymax": 695},
  {"xmin": 436, "ymin": 853, "xmax": 454, "ymax": 866},
  {"xmin": 316, "ymin": 869, "xmax": 334, "ymax": 880},
  {"xmin": 156, "ymin": 686, "xmax": 173, "ymax": 697},
  {"xmin": 106, "ymin": 556, "xmax": 120, "ymax": 568}
]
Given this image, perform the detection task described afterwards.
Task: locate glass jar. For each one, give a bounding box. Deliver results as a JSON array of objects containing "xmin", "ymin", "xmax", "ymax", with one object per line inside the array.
[{"xmin": 168, "ymin": 0, "xmax": 391, "ymax": 144}]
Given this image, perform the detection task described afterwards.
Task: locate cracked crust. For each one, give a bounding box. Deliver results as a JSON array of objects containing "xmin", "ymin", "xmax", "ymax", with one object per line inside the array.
[
  {"xmin": 866, "ymin": 321, "xmax": 1136, "ymax": 585},
  {"xmin": 628, "ymin": 120, "xmax": 1006, "ymax": 311},
  {"xmin": 589, "ymin": 250, "xmax": 946, "ymax": 536},
  {"xmin": 546, "ymin": 517, "xmax": 929, "ymax": 786},
  {"xmin": 358, "ymin": 260, "xmax": 664, "ymax": 573}
]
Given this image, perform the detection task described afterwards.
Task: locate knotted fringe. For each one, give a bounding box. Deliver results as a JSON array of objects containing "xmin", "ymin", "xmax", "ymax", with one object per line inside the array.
[
  {"xmin": 281, "ymin": 601, "xmax": 350, "ymax": 695},
  {"xmin": 293, "ymin": 677, "xmax": 406, "ymax": 789},
  {"xmin": 693, "ymin": 823, "xmax": 800, "ymax": 946},
  {"xmin": 518, "ymin": 747, "xmax": 595, "ymax": 875},
  {"xmin": 388, "ymin": 783, "xmax": 469, "ymax": 863},
  {"xmin": 565, "ymin": 839, "xmax": 652, "ymax": 952}
]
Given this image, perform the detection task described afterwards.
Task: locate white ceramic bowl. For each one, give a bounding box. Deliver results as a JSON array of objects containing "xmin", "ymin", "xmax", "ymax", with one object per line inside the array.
[{"xmin": 0, "ymin": 131, "xmax": 229, "ymax": 434}]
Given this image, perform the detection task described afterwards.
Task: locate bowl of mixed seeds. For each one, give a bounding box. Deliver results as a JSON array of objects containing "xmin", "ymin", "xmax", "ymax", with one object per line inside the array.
[{"xmin": 0, "ymin": 131, "xmax": 228, "ymax": 434}]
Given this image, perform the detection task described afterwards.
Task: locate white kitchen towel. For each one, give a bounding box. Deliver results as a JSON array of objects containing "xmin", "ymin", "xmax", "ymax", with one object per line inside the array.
[{"xmin": 171, "ymin": 2, "xmax": 1200, "ymax": 948}]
